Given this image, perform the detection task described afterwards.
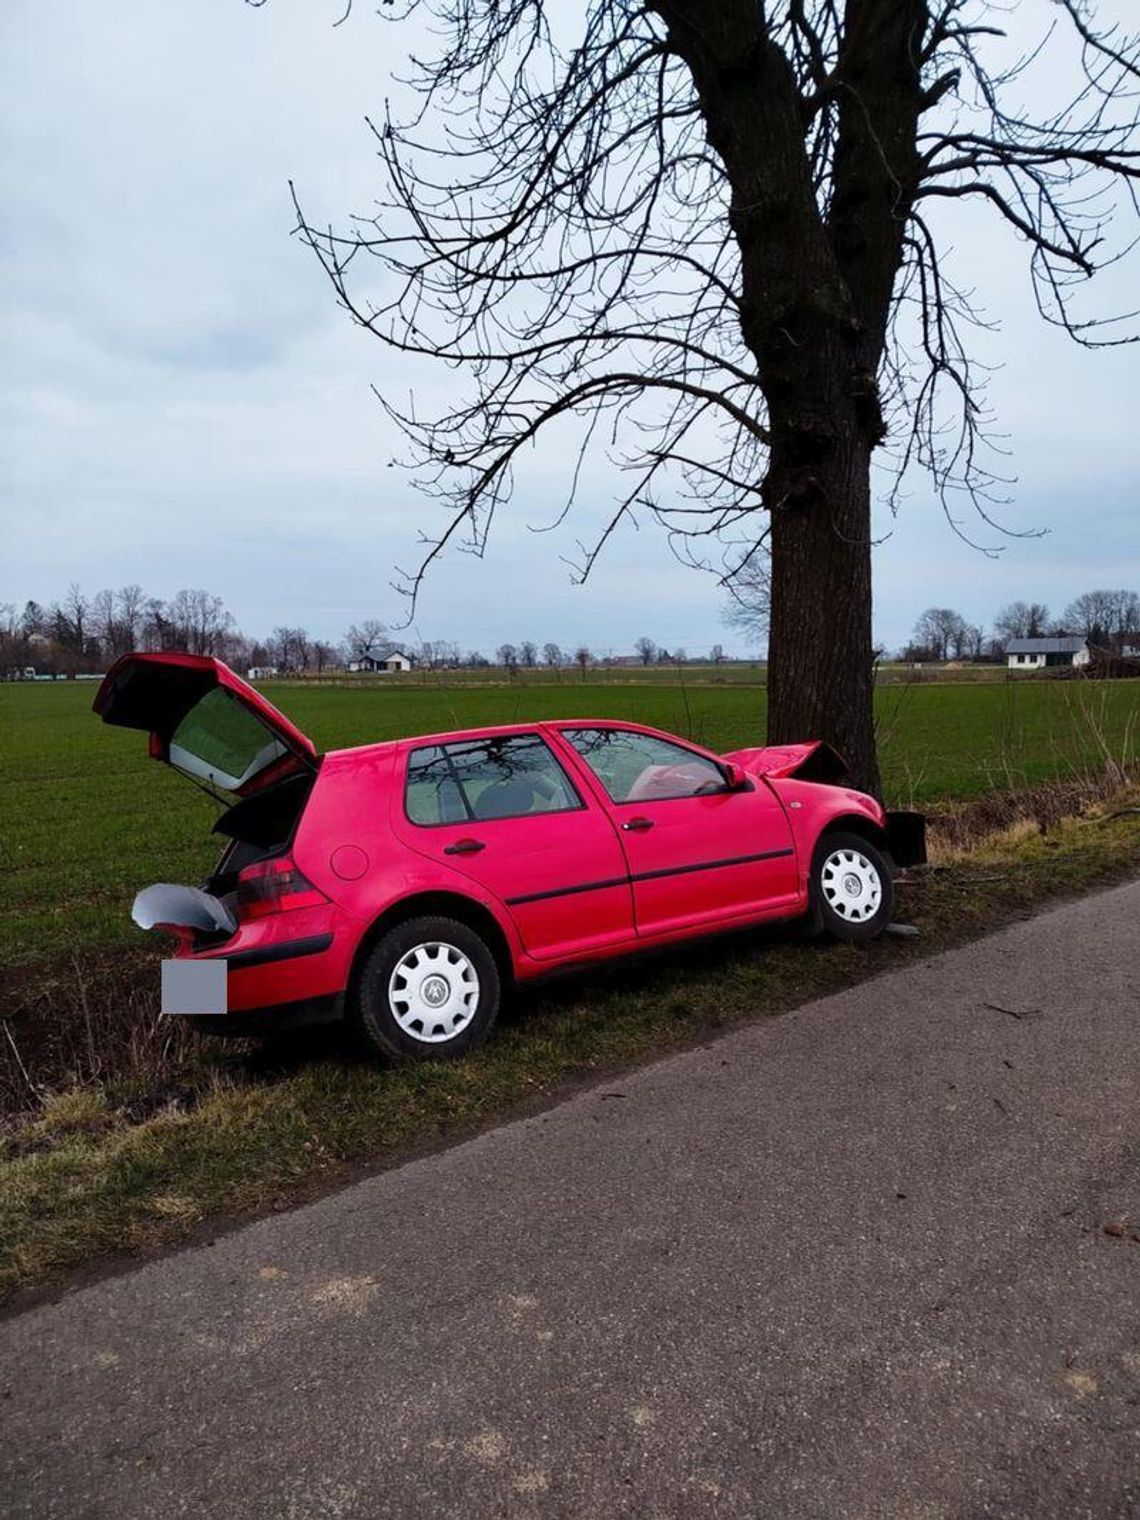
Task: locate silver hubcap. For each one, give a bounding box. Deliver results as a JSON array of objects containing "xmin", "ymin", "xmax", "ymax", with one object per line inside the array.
[
  {"xmin": 820, "ymin": 847, "xmax": 883, "ymax": 922},
  {"xmin": 388, "ymin": 942, "xmax": 480, "ymax": 1044}
]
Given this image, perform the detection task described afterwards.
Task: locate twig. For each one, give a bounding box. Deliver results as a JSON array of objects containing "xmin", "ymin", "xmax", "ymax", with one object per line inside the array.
[
  {"xmin": 2, "ymin": 1021, "xmax": 42, "ymax": 1107},
  {"xmin": 982, "ymin": 1001, "xmax": 1041, "ymax": 1021},
  {"xmin": 1077, "ymin": 807, "xmax": 1140, "ymax": 826}
]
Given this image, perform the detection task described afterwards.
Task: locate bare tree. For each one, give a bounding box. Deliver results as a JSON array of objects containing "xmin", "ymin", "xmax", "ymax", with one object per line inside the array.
[
  {"xmin": 574, "ymin": 645, "xmax": 592, "ymax": 680},
  {"xmin": 994, "ymin": 600, "xmax": 1050, "ymax": 646},
  {"xmin": 267, "ymin": 627, "xmax": 293, "ymax": 671},
  {"xmin": 291, "ymin": 0, "xmax": 1140, "ymax": 793},
  {"xmin": 914, "ymin": 607, "xmax": 970, "ymax": 661},
  {"xmin": 709, "ymin": 642, "xmax": 725, "ymax": 665},
  {"xmin": 497, "ymin": 642, "xmax": 519, "ymax": 673},
  {"xmin": 61, "ymin": 582, "xmax": 89, "ymax": 656},
  {"xmin": 116, "ymin": 584, "xmax": 146, "ymax": 653},
  {"xmin": 344, "ymin": 619, "xmax": 391, "ymax": 661},
  {"xmin": 519, "ymin": 640, "xmax": 538, "ymax": 669},
  {"xmin": 720, "ymin": 553, "xmax": 771, "ymax": 649},
  {"xmin": 543, "ymin": 641, "xmax": 563, "ymax": 669},
  {"xmin": 1063, "ymin": 588, "xmax": 1140, "ymax": 645},
  {"xmin": 167, "ymin": 590, "xmax": 233, "ymax": 657},
  {"xmin": 91, "ymin": 589, "xmax": 116, "ymax": 660},
  {"xmin": 634, "ymin": 636, "xmax": 658, "ymax": 667}
]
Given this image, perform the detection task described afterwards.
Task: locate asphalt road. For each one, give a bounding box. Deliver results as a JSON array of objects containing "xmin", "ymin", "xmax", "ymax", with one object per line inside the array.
[{"xmin": 3, "ymin": 880, "xmax": 1139, "ymax": 1520}]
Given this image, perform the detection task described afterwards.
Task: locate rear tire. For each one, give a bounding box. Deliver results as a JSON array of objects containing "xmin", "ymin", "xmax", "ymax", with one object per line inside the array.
[
  {"xmin": 810, "ymin": 831, "xmax": 894, "ymax": 942},
  {"xmin": 350, "ymin": 915, "xmax": 501, "ymax": 1061}
]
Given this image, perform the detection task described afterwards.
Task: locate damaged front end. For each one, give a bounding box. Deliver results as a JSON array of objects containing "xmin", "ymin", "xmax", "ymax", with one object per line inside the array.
[{"xmin": 724, "ymin": 739, "xmax": 927, "ymax": 868}]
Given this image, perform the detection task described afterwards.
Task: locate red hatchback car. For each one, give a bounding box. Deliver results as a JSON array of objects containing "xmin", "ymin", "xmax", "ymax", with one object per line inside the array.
[{"xmin": 94, "ymin": 654, "xmax": 924, "ymax": 1059}]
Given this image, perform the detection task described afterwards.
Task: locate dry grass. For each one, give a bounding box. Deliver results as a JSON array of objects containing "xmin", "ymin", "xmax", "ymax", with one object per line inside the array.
[
  {"xmin": 0, "ymin": 953, "xmax": 224, "ymax": 1124},
  {"xmin": 926, "ymin": 770, "xmax": 1139, "ymax": 860}
]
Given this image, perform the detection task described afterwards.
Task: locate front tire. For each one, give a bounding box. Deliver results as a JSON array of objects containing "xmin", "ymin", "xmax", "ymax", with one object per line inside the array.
[
  {"xmin": 351, "ymin": 915, "xmax": 501, "ymax": 1061},
  {"xmin": 810, "ymin": 831, "xmax": 894, "ymax": 942}
]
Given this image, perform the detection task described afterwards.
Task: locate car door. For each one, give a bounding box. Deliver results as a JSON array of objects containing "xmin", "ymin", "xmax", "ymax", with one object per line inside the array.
[
  {"xmin": 392, "ymin": 731, "xmax": 635, "ymax": 962},
  {"xmin": 554, "ymin": 726, "xmax": 799, "ymax": 939}
]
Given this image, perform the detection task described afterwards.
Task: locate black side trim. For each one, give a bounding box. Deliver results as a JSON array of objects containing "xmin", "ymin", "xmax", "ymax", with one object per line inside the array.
[
  {"xmin": 222, "ymin": 933, "xmax": 334, "ymax": 971},
  {"xmin": 632, "ymin": 848, "xmax": 793, "ymax": 885},
  {"xmin": 504, "ymin": 848, "xmax": 794, "ymax": 907},
  {"xmin": 506, "ymin": 875, "xmax": 630, "ymax": 907}
]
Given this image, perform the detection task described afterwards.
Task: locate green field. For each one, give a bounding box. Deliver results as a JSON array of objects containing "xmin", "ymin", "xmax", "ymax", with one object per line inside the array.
[{"xmin": 2, "ymin": 675, "xmax": 1137, "ymax": 967}]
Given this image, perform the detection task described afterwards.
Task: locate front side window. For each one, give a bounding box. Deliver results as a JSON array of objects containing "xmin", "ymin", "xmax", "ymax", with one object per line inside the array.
[
  {"xmin": 561, "ymin": 728, "xmax": 727, "ymax": 804},
  {"xmin": 405, "ymin": 734, "xmax": 582, "ymax": 825}
]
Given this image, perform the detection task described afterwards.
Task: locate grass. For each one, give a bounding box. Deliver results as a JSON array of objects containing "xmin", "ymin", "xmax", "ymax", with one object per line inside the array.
[
  {"xmin": 1, "ymin": 673, "xmax": 1137, "ymax": 1301},
  {"xmin": 2, "ymin": 797, "xmax": 1138, "ymax": 1304},
  {"xmin": 2, "ymin": 675, "xmax": 1137, "ymax": 966}
]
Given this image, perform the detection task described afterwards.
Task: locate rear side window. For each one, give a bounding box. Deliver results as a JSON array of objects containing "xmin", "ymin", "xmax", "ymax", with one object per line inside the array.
[
  {"xmin": 405, "ymin": 734, "xmax": 582, "ymax": 826},
  {"xmin": 560, "ymin": 727, "xmax": 727, "ymax": 803}
]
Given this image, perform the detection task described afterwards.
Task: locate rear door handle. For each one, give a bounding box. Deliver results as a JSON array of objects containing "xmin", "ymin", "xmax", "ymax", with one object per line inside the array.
[
  {"xmin": 444, "ymin": 838, "xmax": 485, "ymax": 856},
  {"xmin": 622, "ymin": 817, "xmax": 654, "ymax": 832}
]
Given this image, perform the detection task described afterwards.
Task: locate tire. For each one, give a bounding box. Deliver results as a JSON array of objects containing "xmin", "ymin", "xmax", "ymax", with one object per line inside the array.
[
  {"xmin": 810, "ymin": 831, "xmax": 894, "ymax": 942},
  {"xmin": 350, "ymin": 915, "xmax": 501, "ymax": 1061}
]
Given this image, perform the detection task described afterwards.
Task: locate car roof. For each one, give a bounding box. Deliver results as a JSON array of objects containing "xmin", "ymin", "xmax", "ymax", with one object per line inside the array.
[{"xmin": 325, "ymin": 717, "xmax": 700, "ymax": 762}]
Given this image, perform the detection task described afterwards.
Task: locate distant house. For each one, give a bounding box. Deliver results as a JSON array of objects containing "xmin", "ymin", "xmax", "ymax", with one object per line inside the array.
[
  {"xmin": 348, "ymin": 651, "xmax": 414, "ymax": 674},
  {"xmin": 246, "ymin": 666, "xmax": 279, "ymax": 681},
  {"xmin": 1005, "ymin": 636, "xmax": 1090, "ymax": 671},
  {"xmin": 1115, "ymin": 632, "xmax": 1140, "ymax": 660}
]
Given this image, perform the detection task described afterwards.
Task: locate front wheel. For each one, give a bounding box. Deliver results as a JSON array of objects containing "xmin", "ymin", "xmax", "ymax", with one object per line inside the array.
[
  {"xmin": 350, "ymin": 915, "xmax": 501, "ymax": 1061},
  {"xmin": 810, "ymin": 832, "xmax": 894, "ymax": 942}
]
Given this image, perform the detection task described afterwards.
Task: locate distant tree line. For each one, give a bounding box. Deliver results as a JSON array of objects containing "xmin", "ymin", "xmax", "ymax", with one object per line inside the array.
[
  {"xmin": 0, "ymin": 586, "xmax": 742, "ymax": 679},
  {"xmin": 903, "ymin": 590, "xmax": 1140, "ymax": 664}
]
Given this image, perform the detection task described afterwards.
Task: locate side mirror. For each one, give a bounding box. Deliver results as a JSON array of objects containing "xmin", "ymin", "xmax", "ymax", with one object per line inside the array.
[{"xmin": 722, "ymin": 761, "xmax": 749, "ymax": 792}]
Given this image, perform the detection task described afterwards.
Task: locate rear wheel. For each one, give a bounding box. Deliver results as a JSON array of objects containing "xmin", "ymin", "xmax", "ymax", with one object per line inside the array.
[
  {"xmin": 350, "ymin": 915, "xmax": 501, "ymax": 1060},
  {"xmin": 810, "ymin": 831, "xmax": 893, "ymax": 942}
]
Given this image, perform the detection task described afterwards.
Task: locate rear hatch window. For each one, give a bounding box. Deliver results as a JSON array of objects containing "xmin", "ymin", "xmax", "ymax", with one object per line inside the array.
[{"xmin": 170, "ymin": 688, "xmax": 292, "ymax": 791}]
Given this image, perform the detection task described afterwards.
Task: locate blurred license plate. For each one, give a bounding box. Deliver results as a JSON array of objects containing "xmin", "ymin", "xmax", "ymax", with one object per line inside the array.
[{"xmin": 161, "ymin": 959, "xmax": 227, "ymax": 1016}]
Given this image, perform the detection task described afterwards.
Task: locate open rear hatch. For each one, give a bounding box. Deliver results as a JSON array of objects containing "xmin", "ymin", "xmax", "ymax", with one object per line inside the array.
[
  {"xmin": 94, "ymin": 655, "xmax": 322, "ymax": 943},
  {"xmin": 94, "ymin": 653, "xmax": 317, "ymax": 795}
]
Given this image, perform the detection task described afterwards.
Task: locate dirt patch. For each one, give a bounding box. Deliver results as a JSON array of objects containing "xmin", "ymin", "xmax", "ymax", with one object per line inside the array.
[{"xmin": 0, "ymin": 949, "xmax": 226, "ymax": 1125}]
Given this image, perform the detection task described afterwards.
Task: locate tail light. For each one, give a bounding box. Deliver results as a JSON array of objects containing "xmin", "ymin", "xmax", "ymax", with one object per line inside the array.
[{"xmin": 236, "ymin": 854, "xmax": 328, "ymax": 920}]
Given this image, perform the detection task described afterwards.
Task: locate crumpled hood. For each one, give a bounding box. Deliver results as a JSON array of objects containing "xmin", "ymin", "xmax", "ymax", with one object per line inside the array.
[{"xmin": 723, "ymin": 740, "xmax": 849, "ymax": 785}]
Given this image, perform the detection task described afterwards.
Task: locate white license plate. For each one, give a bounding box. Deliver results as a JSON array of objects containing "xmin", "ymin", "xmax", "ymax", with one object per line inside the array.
[{"xmin": 161, "ymin": 959, "xmax": 228, "ymax": 1016}]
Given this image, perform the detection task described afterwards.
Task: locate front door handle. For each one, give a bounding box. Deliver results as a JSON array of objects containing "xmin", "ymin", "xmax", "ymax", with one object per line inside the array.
[
  {"xmin": 444, "ymin": 838, "xmax": 485, "ymax": 856},
  {"xmin": 622, "ymin": 817, "xmax": 654, "ymax": 832}
]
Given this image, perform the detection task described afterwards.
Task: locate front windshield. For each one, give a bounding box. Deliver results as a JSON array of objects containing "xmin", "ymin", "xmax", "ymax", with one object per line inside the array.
[{"xmin": 168, "ymin": 687, "xmax": 288, "ymax": 791}]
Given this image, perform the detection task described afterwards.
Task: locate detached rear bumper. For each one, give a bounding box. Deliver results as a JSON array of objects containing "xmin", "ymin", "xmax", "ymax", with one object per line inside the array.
[{"xmin": 885, "ymin": 811, "xmax": 927, "ymax": 868}]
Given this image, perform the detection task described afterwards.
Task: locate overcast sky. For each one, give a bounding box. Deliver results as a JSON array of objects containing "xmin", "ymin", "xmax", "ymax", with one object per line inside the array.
[{"xmin": 2, "ymin": 0, "xmax": 1137, "ymax": 657}]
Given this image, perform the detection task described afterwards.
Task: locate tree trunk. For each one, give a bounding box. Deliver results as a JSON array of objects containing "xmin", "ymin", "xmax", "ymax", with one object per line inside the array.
[{"xmin": 765, "ymin": 424, "xmax": 881, "ymax": 797}]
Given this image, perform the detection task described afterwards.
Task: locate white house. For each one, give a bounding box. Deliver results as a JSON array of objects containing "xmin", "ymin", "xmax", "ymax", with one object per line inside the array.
[
  {"xmin": 246, "ymin": 666, "xmax": 279, "ymax": 681},
  {"xmin": 348, "ymin": 651, "xmax": 414, "ymax": 674},
  {"xmin": 1005, "ymin": 636, "xmax": 1090, "ymax": 671}
]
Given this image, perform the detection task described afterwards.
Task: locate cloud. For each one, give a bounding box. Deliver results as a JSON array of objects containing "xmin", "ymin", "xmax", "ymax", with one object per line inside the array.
[{"xmin": 1, "ymin": 0, "xmax": 1137, "ymax": 656}]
